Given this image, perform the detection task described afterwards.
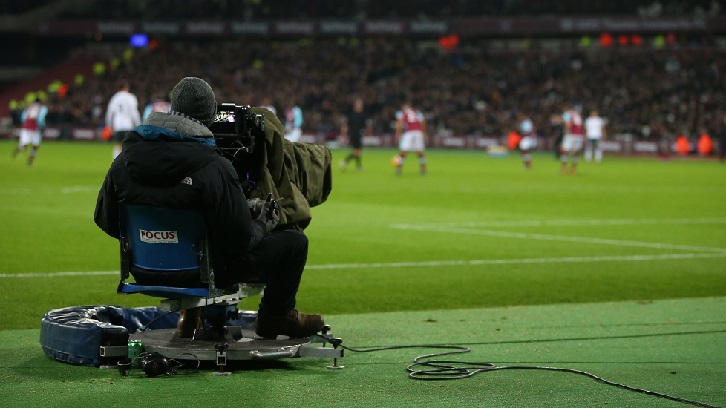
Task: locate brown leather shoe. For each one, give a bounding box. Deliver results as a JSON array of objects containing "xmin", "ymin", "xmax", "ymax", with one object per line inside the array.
[{"xmin": 255, "ymin": 309, "xmax": 325, "ymax": 339}]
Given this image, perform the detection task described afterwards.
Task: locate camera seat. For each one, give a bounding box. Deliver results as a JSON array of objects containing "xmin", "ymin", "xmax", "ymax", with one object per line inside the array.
[
  {"xmin": 117, "ymin": 204, "xmax": 264, "ymax": 340},
  {"xmin": 116, "ymin": 204, "xmax": 343, "ymax": 368}
]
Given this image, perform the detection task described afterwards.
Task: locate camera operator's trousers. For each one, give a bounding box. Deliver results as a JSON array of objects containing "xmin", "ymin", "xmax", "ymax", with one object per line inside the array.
[{"xmin": 237, "ymin": 229, "xmax": 308, "ymax": 316}]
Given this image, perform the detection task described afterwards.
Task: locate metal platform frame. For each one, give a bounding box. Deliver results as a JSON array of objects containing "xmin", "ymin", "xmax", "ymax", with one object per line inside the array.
[{"xmin": 100, "ymin": 311, "xmax": 345, "ymax": 372}]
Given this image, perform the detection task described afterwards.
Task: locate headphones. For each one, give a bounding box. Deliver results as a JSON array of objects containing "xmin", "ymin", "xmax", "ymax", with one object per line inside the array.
[{"xmin": 118, "ymin": 352, "xmax": 197, "ymax": 377}]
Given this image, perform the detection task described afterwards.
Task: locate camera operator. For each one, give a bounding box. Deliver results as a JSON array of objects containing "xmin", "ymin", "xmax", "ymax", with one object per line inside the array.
[{"xmin": 94, "ymin": 77, "xmax": 324, "ymax": 339}]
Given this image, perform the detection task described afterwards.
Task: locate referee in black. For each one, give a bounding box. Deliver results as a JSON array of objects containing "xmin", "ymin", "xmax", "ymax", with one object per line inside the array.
[{"xmin": 340, "ymin": 98, "xmax": 367, "ymax": 171}]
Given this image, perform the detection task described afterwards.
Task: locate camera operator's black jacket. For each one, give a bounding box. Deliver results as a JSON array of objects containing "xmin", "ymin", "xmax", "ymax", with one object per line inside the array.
[{"xmin": 94, "ymin": 112, "xmax": 264, "ymax": 286}]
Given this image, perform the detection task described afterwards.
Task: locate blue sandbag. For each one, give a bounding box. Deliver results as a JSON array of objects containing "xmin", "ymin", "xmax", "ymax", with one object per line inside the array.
[{"xmin": 39, "ymin": 305, "xmax": 179, "ymax": 367}]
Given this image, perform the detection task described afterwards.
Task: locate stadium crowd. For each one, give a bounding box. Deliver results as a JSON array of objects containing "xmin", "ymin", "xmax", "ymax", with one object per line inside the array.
[
  {"xmin": 4, "ymin": 0, "xmax": 725, "ymax": 143},
  {"xmin": 39, "ymin": 38, "xmax": 726, "ymax": 143},
  {"xmin": 59, "ymin": 0, "xmax": 722, "ymax": 20}
]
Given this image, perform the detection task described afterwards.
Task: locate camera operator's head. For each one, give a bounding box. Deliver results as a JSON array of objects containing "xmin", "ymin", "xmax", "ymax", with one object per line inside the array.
[{"xmin": 170, "ymin": 77, "xmax": 217, "ymax": 127}]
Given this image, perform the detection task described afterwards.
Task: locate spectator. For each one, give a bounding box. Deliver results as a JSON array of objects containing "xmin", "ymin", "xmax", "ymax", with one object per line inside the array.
[{"xmin": 33, "ymin": 39, "xmax": 726, "ymax": 149}]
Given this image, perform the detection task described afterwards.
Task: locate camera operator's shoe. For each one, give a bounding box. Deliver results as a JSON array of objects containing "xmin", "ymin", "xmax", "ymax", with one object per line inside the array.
[{"xmin": 255, "ymin": 309, "xmax": 325, "ymax": 339}]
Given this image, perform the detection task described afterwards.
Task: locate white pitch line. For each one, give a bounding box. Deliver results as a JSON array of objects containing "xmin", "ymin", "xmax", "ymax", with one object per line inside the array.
[
  {"xmin": 0, "ymin": 186, "xmax": 98, "ymax": 195},
  {"xmin": 305, "ymin": 253, "xmax": 726, "ymax": 270},
  {"xmin": 2, "ymin": 253, "xmax": 725, "ymax": 277},
  {"xmin": 60, "ymin": 186, "xmax": 98, "ymax": 194},
  {"xmin": 394, "ymin": 217, "xmax": 726, "ymax": 228},
  {"xmin": 391, "ymin": 225, "xmax": 726, "ymax": 254},
  {"xmin": 0, "ymin": 271, "xmax": 118, "ymax": 278}
]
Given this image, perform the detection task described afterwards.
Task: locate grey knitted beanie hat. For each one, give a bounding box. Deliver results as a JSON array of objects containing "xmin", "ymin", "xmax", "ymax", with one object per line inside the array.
[{"xmin": 170, "ymin": 77, "xmax": 217, "ymax": 126}]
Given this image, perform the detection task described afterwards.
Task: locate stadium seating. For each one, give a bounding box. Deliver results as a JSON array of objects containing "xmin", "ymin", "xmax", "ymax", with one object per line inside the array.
[
  {"xmin": 2, "ymin": 0, "xmax": 723, "ymax": 145},
  {"xmin": 47, "ymin": 0, "xmax": 724, "ymax": 20}
]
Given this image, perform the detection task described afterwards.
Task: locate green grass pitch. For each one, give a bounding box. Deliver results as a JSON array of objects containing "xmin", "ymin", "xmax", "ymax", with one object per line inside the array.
[{"xmin": 1, "ymin": 140, "xmax": 725, "ymax": 330}]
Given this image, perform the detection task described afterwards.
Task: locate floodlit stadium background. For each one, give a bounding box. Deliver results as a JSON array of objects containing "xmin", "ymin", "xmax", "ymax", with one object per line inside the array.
[{"xmin": 0, "ymin": 2, "xmax": 725, "ymax": 407}]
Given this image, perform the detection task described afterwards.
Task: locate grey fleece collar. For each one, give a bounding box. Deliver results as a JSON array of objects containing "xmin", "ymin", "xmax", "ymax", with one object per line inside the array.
[{"xmin": 144, "ymin": 111, "xmax": 214, "ymax": 138}]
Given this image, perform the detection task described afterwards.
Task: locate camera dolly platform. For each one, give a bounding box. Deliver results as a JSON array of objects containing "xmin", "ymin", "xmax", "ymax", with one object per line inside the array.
[{"xmin": 125, "ymin": 313, "xmax": 345, "ymax": 371}]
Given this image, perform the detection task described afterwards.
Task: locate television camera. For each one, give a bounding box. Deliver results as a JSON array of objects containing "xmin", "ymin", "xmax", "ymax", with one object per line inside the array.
[
  {"xmin": 208, "ymin": 103, "xmax": 266, "ymax": 159},
  {"xmin": 207, "ymin": 103, "xmax": 268, "ymax": 194}
]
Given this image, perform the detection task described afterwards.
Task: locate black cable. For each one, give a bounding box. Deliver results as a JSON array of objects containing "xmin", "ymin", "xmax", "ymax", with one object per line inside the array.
[
  {"xmin": 138, "ymin": 309, "xmax": 178, "ymax": 332},
  {"xmin": 168, "ymin": 352, "xmax": 201, "ymax": 373},
  {"xmin": 338, "ymin": 343, "xmax": 720, "ymax": 408}
]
